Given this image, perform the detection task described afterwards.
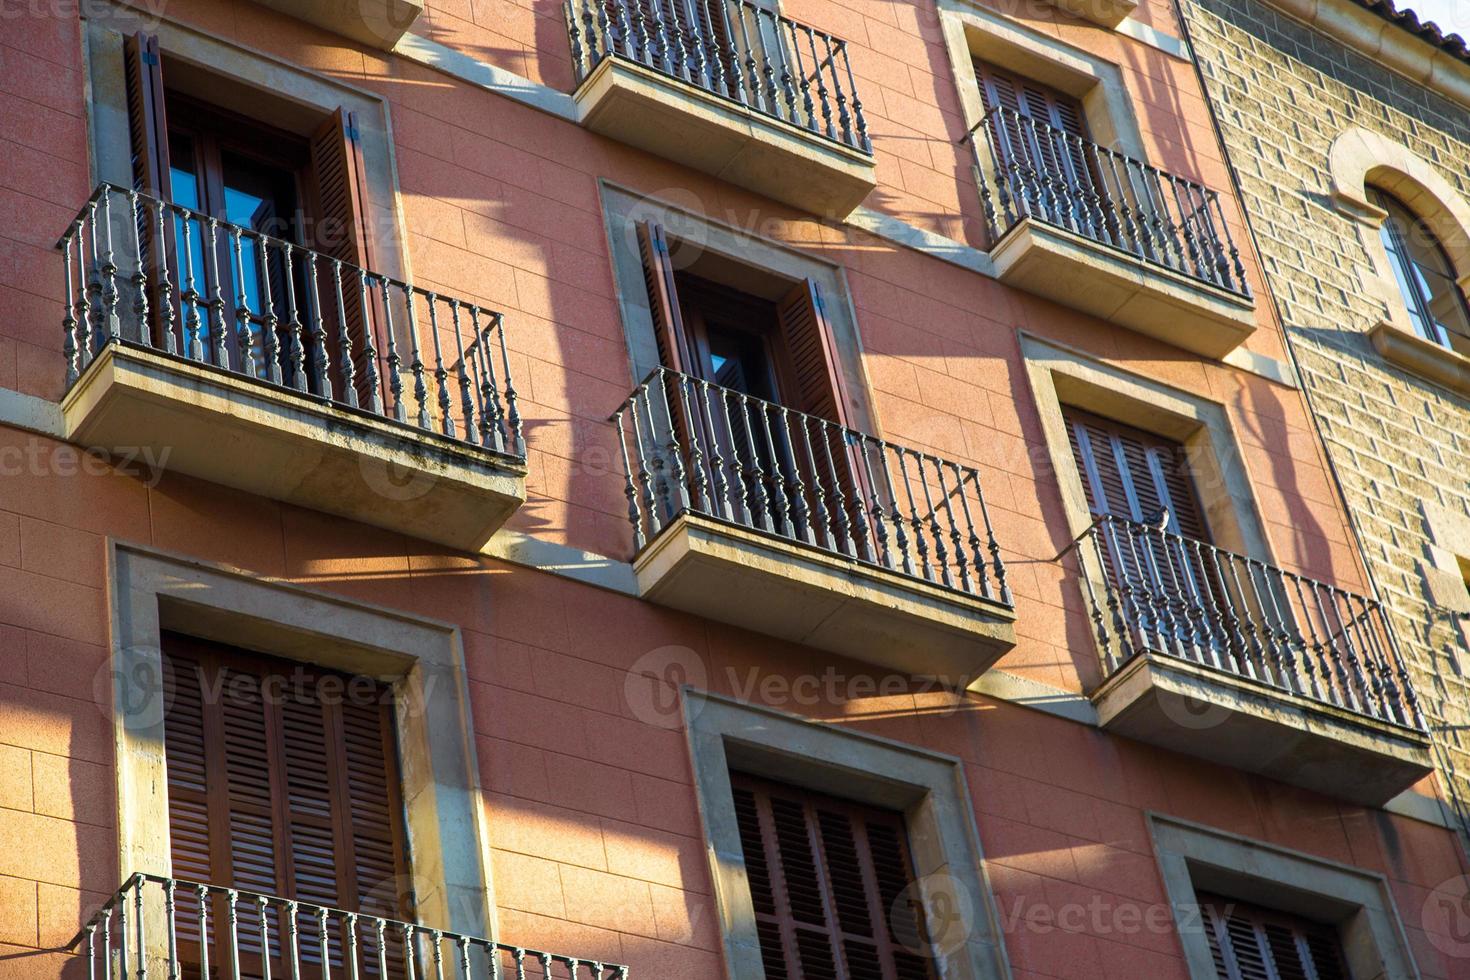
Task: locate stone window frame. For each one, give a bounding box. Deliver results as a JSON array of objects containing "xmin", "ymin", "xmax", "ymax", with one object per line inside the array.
[
  {"xmin": 82, "ymin": 1, "xmax": 411, "ymax": 283},
  {"xmin": 1020, "ymin": 333, "xmax": 1274, "ymax": 560},
  {"xmin": 1328, "ymin": 127, "xmax": 1470, "ymax": 396},
  {"xmin": 938, "ymin": 0, "xmax": 1148, "ymax": 215},
  {"xmin": 1419, "ymin": 499, "xmax": 1470, "ymax": 655},
  {"xmin": 109, "ymin": 542, "xmax": 497, "ymax": 938},
  {"xmin": 1149, "ymin": 814, "xmax": 1422, "ymax": 980},
  {"xmin": 599, "ymin": 180, "xmax": 879, "ymax": 432},
  {"xmin": 683, "ymin": 689, "xmax": 1013, "ymax": 980}
]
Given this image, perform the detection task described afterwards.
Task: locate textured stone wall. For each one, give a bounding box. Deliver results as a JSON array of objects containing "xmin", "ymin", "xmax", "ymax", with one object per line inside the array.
[{"xmin": 1181, "ymin": 0, "xmax": 1470, "ymax": 839}]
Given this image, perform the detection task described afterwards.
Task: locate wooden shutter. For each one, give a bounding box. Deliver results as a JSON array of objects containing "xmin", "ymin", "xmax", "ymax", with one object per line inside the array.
[
  {"xmin": 161, "ymin": 634, "xmax": 409, "ymax": 940},
  {"xmin": 974, "ymin": 60, "xmax": 1098, "ymax": 235},
  {"xmin": 636, "ymin": 221, "xmax": 696, "ymax": 374},
  {"xmin": 731, "ymin": 773, "xmax": 937, "ymax": 980},
  {"xmin": 124, "ymin": 33, "xmax": 172, "ymax": 198},
  {"xmin": 973, "ymin": 60, "xmax": 1088, "ymax": 138},
  {"xmin": 123, "ymin": 33, "xmax": 172, "ymax": 348},
  {"xmin": 309, "ymin": 109, "xmax": 381, "ymax": 405},
  {"xmin": 1201, "ymin": 895, "xmax": 1348, "ymax": 980},
  {"xmin": 774, "ymin": 279, "xmax": 875, "ymax": 531},
  {"xmin": 1061, "ymin": 406, "xmax": 1209, "ymax": 540}
]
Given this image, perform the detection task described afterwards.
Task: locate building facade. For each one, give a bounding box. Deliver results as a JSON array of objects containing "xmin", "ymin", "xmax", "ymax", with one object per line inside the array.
[
  {"xmin": 1178, "ymin": 0, "xmax": 1470, "ymax": 852},
  {"xmin": 0, "ymin": 0, "xmax": 1466, "ymax": 975}
]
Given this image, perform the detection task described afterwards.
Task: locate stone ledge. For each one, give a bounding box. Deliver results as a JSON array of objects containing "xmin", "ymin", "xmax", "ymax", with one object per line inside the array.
[
  {"xmin": 63, "ymin": 343, "xmax": 526, "ymax": 551},
  {"xmin": 634, "ymin": 512, "xmax": 1016, "ymax": 684},
  {"xmin": 990, "ymin": 218, "xmax": 1258, "ymax": 359},
  {"xmin": 1092, "ymin": 651, "xmax": 1434, "ymax": 806},
  {"xmin": 254, "ymin": 0, "xmax": 423, "ymax": 49},
  {"xmin": 1052, "ymin": 0, "xmax": 1138, "ymax": 28},
  {"xmin": 1369, "ymin": 319, "xmax": 1470, "ymax": 397},
  {"xmin": 573, "ymin": 57, "xmax": 877, "ymax": 219}
]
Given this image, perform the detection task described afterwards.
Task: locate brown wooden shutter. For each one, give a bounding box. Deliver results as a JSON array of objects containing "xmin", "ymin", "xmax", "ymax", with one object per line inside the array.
[
  {"xmin": 731, "ymin": 773, "xmax": 937, "ymax": 980},
  {"xmin": 123, "ymin": 32, "xmax": 172, "ymax": 347},
  {"xmin": 775, "ymin": 279, "xmax": 855, "ymax": 427},
  {"xmin": 973, "ymin": 60, "xmax": 1088, "ymax": 137},
  {"xmin": 161, "ymin": 634, "xmax": 410, "ymax": 947},
  {"xmin": 1061, "ymin": 406, "xmax": 1210, "ymax": 541},
  {"xmin": 974, "ymin": 60, "xmax": 1097, "ymax": 235},
  {"xmin": 636, "ymin": 221, "xmax": 695, "ymax": 374},
  {"xmin": 124, "ymin": 33, "xmax": 172, "ymax": 198},
  {"xmin": 1201, "ymin": 895, "xmax": 1348, "ymax": 980},
  {"xmin": 309, "ymin": 109, "xmax": 381, "ymax": 405},
  {"xmin": 774, "ymin": 279, "xmax": 874, "ymax": 521}
]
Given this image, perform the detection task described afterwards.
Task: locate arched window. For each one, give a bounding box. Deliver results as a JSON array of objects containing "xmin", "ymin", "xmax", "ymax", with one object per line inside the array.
[{"xmin": 1370, "ymin": 187, "xmax": 1470, "ymax": 356}]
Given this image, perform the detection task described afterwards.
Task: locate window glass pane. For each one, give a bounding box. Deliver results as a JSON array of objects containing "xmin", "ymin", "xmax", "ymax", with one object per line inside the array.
[{"xmin": 1370, "ymin": 187, "xmax": 1470, "ymax": 350}]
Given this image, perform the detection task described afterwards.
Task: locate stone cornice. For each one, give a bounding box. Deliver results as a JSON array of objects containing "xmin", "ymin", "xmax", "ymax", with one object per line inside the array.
[{"xmin": 1259, "ymin": 0, "xmax": 1470, "ymax": 108}]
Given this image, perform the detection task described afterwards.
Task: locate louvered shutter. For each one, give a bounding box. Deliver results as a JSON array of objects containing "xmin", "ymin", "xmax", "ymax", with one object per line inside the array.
[
  {"xmin": 161, "ymin": 633, "xmax": 410, "ymax": 978},
  {"xmin": 636, "ymin": 221, "xmax": 694, "ymax": 374},
  {"xmin": 731, "ymin": 773, "xmax": 937, "ymax": 980},
  {"xmin": 308, "ymin": 109, "xmax": 381, "ymax": 407},
  {"xmin": 124, "ymin": 33, "xmax": 172, "ymax": 198},
  {"xmin": 123, "ymin": 32, "xmax": 172, "ymax": 347},
  {"xmin": 773, "ymin": 280, "xmax": 875, "ymax": 537},
  {"xmin": 1062, "ymin": 407, "xmax": 1229, "ymax": 653},
  {"xmin": 974, "ymin": 60, "xmax": 1100, "ymax": 234},
  {"xmin": 1201, "ymin": 895, "xmax": 1348, "ymax": 980},
  {"xmin": 1061, "ymin": 407, "xmax": 1209, "ymax": 539}
]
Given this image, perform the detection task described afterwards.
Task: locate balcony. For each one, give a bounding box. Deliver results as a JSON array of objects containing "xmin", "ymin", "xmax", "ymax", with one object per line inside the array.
[
  {"xmin": 1072, "ymin": 516, "xmax": 1432, "ymax": 805},
  {"xmin": 58, "ymin": 184, "xmax": 526, "ymax": 552},
  {"xmin": 74, "ymin": 874, "xmax": 627, "ymax": 980},
  {"xmin": 967, "ymin": 107, "xmax": 1257, "ymax": 358},
  {"xmin": 567, "ymin": 0, "xmax": 877, "ymax": 218},
  {"xmin": 610, "ymin": 369, "xmax": 1016, "ymax": 684}
]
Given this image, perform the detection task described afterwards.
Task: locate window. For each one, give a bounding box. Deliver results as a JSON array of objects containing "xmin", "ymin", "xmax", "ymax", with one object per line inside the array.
[
  {"xmin": 1371, "ymin": 187, "xmax": 1470, "ymax": 357},
  {"xmin": 973, "ymin": 60, "xmax": 1088, "ymax": 139},
  {"xmin": 973, "ymin": 60, "xmax": 1097, "ymax": 234},
  {"xmin": 1061, "ymin": 406, "xmax": 1210, "ymax": 540},
  {"xmin": 161, "ymin": 631, "xmax": 410, "ymax": 962},
  {"xmin": 122, "ymin": 32, "xmax": 379, "ymax": 396},
  {"xmin": 1201, "ymin": 895, "xmax": 1349, "ymax": 980},
  {"xmin": 730, "ymin": 773, "xmax": 936, "ymax": 980},
  {"xmin": 635, "ymin": 220, "xmax": 870, "ymax": 535}
]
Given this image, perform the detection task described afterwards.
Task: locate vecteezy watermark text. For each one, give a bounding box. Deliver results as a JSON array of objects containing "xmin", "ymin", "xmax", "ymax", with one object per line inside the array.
[{"xmin": 0, "ymin": 439, "xmax": 170, "ymax": 488}]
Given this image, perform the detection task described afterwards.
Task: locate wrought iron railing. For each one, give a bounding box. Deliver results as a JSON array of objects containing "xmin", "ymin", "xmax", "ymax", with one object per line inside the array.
[
  {"xmin": 567, "ymin": 0, "xmax": 872, "ymax": 154},
  {"xmin": 70, "ymin": 874, "xmax": 627, "ymax": 980},
  {"xmin": 965, "ymin": 106, "xmax": 1251, "ymax": 297},
  {"xmin": 610, "ymin": 368, "xmax": 1011, "ymax": 605},
  {"xmin": 1071, "ymin": 515, "xmax": 1423, "ymax": 729},
  {"xmin": 58, "ymin": 183, "xmax": 525, "ymax": 457}
]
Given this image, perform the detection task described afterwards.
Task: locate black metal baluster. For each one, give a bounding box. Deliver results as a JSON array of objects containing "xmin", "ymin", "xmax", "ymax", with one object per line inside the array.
[
  {"xmin": 178, "ymin": 208, "xmax": 204, "ymax": 361},
  {"xmin": 230, "ymin": 227, "xmax": 256, "ymax": 377},
  {"xmin": 205, "ymin": 217, "xmax": 230, "ymax": 369},
  {"xmin": 804, "ymin": 28, "xmax": 833, "ymax": 139},
  {"xmin": 628, "ymin": 389, "xmax": 660, "ymax": 534},
  {"xmin": 357, "ymin": 270, "xmax": 383, "ymax": 414},
  {"xmin": 306, "ymin": 255, "xmax": 331, "ymax": 396},
  {"xmin": 62, "ymin": 231, "xmax": 81, "ymax": 385},
  {"xmin": 126, "ymin": 189, "xmax": 151, "ymax": 347},
  {"xmin": 699, "ymin": 379, "xmax": 733, "ymax": 521},
  {"xmin": 425, "ymin": 295, "xmax": 455, "ymax": 437},
  {"xmin": 257, "ymin": 239, "xmax": 282, "ymax": 385},
  {"xmin": 154, "ymin": 197, "xmax": 178, "ymax": 354},
  {"xmin": 715, "ymin": 385, "xmax": 754, "ymax": 527},
  {"xmin": 378, "ymin": 278, "xmax": 404, "ymax": 421},
  {"xmin": 613, "ymin": 407, "xmax": 646, "ymax": 551},
  {"xmin": 676, "ymin": 374, "xmax": 712, "ymax": 514},
  {"xmin": 935, "ymin": 460, "xmax": 970, "ymax": 593},
  {"xmin": 449, "ymin": 300, "xmax": 476, "ymax": 438},
  {"xmin": 777, "ymin": 406, "xmax": 812, "ymax": 543},
  {"xmin": 815, "ymin": 420, "xmax": 853, "ymax": 555}
]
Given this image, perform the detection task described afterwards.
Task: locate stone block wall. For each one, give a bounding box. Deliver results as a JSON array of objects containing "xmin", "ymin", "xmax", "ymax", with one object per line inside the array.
[{"xmin": 1182, "ymin": 0, "xmax": 1470, "ymax": 840}]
